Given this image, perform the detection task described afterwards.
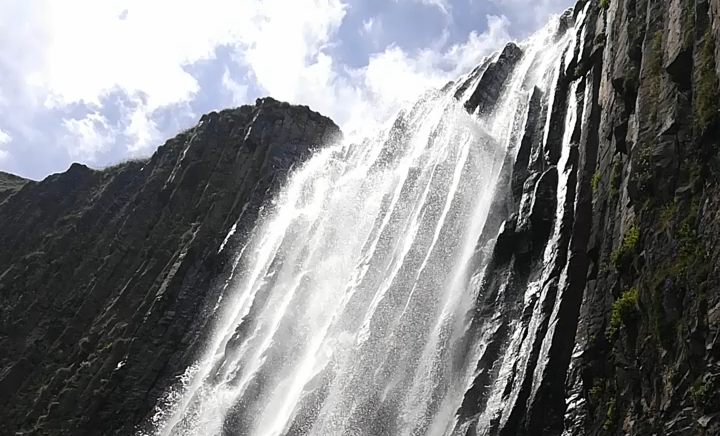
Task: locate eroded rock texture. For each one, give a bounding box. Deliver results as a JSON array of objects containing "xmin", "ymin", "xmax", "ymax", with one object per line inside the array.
[
  {"xmin": 0, "ymin": 98, "xmax": 340, "ymax": 435},
  {"xmin": 450, "ymin": 0, "xmax": 720, "ymax": 435},
  {"xmin": 565, "ymin": 0, "xmax": 720, "ymax": 434}
]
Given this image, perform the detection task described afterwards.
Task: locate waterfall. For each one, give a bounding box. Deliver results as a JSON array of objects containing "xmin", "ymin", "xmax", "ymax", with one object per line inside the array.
[{"xmin": 145, "ymin": 6, "xmax": 589, "ymax": 436}]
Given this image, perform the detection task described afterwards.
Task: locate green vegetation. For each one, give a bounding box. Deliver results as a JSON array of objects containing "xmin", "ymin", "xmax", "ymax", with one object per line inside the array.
[
  {"xmin": 0, "ymin": 172, "xmax": 29, "ymax": 193},
  {"xmin": 690, "ymin": 375, "xmax": 718, "ymax": 412},
  {"xmin": 603, "ymin": 398, "xmax": 616, "ymax": 430},
  {"xmin": 599, "ymin": 261, "xmax": 609, "ymax": 274},
  {"xmin": 649, "ymin": 31, "xmax": 664, "ymax": 122},
  {"xmin": 606, "ymin": 286, "xmax": 638, "ymax": 340},
  {"xmin": 591, "ymin": 170, "xmax": 601, "ymax": 195},
  {"xmin": 649, "ymin": 199, "xmax": 705, "ymax": 347},
  {"xmin": 611, "ymin": 224, "xmax": 639, "ymax": 268},
  {"xmin": 651, "ymin": 31, "xmax": 663, "ymax": 64},
  {"xmin": 671, "ymin": 202, "xmax": 701, "ymax": 276},
  {"xmin": 574, "ymin": 64, "xmax": 585, "ymax": 78},
  {"xmin": 690, "ymin": 378, "xmax": 709, "ymax": 406},
  {"xmin": 589, "ymin": 379, "xmax": 604, "ymax": 401},
  {"xmin": 694, "ymin": 29, "xmax": 718, "ymax": 129},
  {"xmin": 594, "ymin": 32, "xmax": 606, "ymax": 49},
  {"xmin": 659, "ymin": 197, "xmax": 678, "ymax": 229},
  {"xmin": 682, "ymin": 0, "xmax": 695, "ymax": 46},
  {"xmin": 599, "ymin": 0, "xmax": 610, "ymax": 10},
  {"xmin": 623, "ymin": 64, "xmax": 639, "ymax": 94},
  {"xmin": 99, "ymin": 156, "xmax": 150, "ymax": 172},
  {"xmin": 633, "ymin": 144, "xmax": 654, "ymax": 200}
]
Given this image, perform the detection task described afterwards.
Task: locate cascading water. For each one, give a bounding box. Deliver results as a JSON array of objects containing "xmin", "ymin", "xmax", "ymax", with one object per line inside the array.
[{"xmin": 146, "ymin": 6, "xmax": 589, "ymax": 436}]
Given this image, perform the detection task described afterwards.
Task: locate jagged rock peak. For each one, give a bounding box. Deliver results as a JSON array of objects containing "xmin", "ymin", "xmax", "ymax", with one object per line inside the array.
[{"xmin": 0, "ymin": 96, "xmax": 341, "ymax": 435}]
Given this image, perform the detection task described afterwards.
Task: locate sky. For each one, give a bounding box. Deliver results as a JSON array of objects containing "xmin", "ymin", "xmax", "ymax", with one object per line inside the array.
[{"xmin": 0, "ymin": 0, "xmax": 574, "ymax": 180}]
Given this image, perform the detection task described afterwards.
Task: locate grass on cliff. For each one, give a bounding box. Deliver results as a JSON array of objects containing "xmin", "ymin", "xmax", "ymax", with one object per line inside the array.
[
  {"xmin": 690, "ymin": 375, "xmax": 718, "ymax": 412},
  {"xmin": 606, "ymin": 286, "xmax": 638, "ymax": 340},
  {"xmin": 611, "ymin": 224, "xmax": 639, "ymax": 268},
  {"xmin": 0, "ymin": 171, "xmax": 29, "ymax": 192},
  {"xmin": 97, "ymin": 156, "xmax": 150, "ymax": 172},
  {"xmin": 591, "ymin": 170, "xmax": 601, "ymax": 195},
  {"xmin": 603, "ymin": 398, "xmax": 616, "ymax": 430},
  {"xmin": 648, "ymin": 198, "xmax": 706, "ymax": 348},
  {"xmin": 694, "ymin": 29, "xmax": 719, "ymax": 129}
]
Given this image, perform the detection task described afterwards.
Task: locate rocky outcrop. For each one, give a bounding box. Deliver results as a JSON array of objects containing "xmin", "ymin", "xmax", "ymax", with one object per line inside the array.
[
  {"xmin": 446, "ymin": 0, "xmax": 720, "ymax": 434},
  {"xmin": 463, "ymin": 43, "xmax": 524, "ymax": 116},
  {"xmin": 0, "ymin": 171, "xmax": 28, "ymax": 203},
  {"xmin": 0, "ymin": 97, "xmax": 340, "ymax": 435},
  {"xmin": 564, "ymin": 0, "xmax": 720, "ymax": 434}
]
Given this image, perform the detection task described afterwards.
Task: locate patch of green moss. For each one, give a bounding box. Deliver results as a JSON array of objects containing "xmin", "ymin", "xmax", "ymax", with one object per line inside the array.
[
  {"xmin": 0, "ymin": 172, "xmax": 29, "ymax": 193},
  {"xmin": 574, "ymin": 64, "xmax": 585, "ymax": 78},
  {"xmin": 690, "ymin": 378, "xmax": 708, "ymax": 405},
  {"xmin": 599, "ymin": 261, "xmax": 609, "ymax": 274},
  {"xmin": 606, "ymin": 286, "xmax": 639, "ymax": 340},
  {"xmin": 589, "ymin": 379, "xmax": 604, "ymax": 401},
  {"xmin": 603, "ymin": 398, "xmax": 616, "ymax": 430},
  {"xmin": 682, "ymin": 0, "xmax": 695, "ymax": 46},
  {"xmin": 623, "ymin": 65, "xmax": 638, "ymax": 94},
  {"xmin": 650, "ymin": 31, "xmax": 663, "ymax": 71},
  {"xmin": 648, "ymin": 199, "xmax": 705, "ymax": 348},
  {"xmin": 689, "ymin": 375, "xmax": 718, "ymax": 412},
  {"xmin": 591, "ymin": 169, "xmax": 601, "ymax": 195},
  {"xmin": 633, "ymin": 143, "xmax": 654, "ymax": 199},
  {"xmin": 648, "ymin": 31, "xmax": 664, "ymax": 122},
  {"xmin": 599, "ymin": 0, "xmax": 610, "ymax": 10},
  {"xmin": 694, "ymin": 29, "xmax": 718, "ymax": 129},
  {"xmin": 659, "ymin": 197, "xmax": 678, "ymax": 229},
  {"xmin": 670, "ymin": 202, "xmax": 702, "ymax": 276},
  {"xmin": 594, "ymin": 32, "xmax": 606, "ymax": 49},
  {"xmin": 611, "ymin": 224, "xmax": 639, "ymax": 268}
]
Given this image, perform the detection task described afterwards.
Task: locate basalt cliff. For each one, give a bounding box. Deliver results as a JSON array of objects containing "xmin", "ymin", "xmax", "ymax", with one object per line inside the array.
[{"xmin": 1, "ymin": 0, "xmax": 720, "ymax": 435}]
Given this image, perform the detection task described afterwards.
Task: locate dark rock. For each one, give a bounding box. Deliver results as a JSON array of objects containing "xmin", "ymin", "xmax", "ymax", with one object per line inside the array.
[
  {"xmin": 0, "ymin": 98, "xmax": 340, "ymax": 435},
  {"xmin": 0, "ymin": 171, "xmax": 29, "ymax": 203},
  {"xmin": 462, "ymin": 43, "xmax": 524, "ymax": 116}
]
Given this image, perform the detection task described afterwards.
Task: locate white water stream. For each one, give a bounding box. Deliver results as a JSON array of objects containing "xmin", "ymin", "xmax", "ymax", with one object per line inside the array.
[{"xmin": 146, "ymin": 8, "xmax": 587, "ymax": 436}]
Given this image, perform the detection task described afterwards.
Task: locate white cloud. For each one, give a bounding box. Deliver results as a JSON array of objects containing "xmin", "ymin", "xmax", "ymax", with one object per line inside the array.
[
  {"xmin": 361, "ymin": 18, "xmax": 376, "ymax": 36},
  {"xmin": 0, "ymin": 0, "xmax": 512, "ymax": 173},
  {"xmin": 222, "ymin": 69, "xmax": 249, "ymax": 106},
  {"xmin": 0, "ymin": 129, "xmax": 11, "ymax": 145},
  {"xmin": 62, "ymin": 113, "xmax": 114, "ymax": 159},
  {"xmin": 398, "ymin": 0, "xmax": 452, "ymax": 16},
  {"xmin": 488, "ymin": 0, "xmax": 573, "ymax": 28},
  {"xmin": 0, "ymin": 129, "xmax": 12, "ymax": 163}
]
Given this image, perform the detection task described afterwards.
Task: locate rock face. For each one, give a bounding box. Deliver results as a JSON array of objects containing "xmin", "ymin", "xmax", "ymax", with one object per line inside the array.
[
  {"xmin": 563, "ymin": 0, "xmax": 720, "ymax": 434},
  {"xmin": 0, "ymin": 171, "xmax": 28, "ymax": 203},
  {"xmin": 449, "ymin": 0, "xmax": 720, "ymax": 434},
  {"xmin": 0, "ymin": 97, "xmax": 340, "ymax": 435}
]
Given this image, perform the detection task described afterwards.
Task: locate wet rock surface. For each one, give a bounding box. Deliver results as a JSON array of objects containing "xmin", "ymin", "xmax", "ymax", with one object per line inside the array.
[
  {"xmin": 454, "ymin": 0, "xmax": 720, "ymax": 434},
  {"xmin": 0, "ymin": 97, "xmax": 340, "ymax": 435}
]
